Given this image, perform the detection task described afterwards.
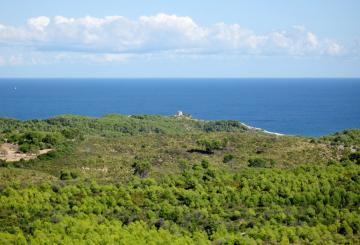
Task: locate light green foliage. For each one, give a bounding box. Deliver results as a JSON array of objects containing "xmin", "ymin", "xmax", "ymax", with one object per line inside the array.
[
  {"xmin": 4, "ymin": 130, "xmax": 66, "ymax": 153},
  {"xmin": 0, "ymin": 163, "xmax": 359, "ymax": 243}
]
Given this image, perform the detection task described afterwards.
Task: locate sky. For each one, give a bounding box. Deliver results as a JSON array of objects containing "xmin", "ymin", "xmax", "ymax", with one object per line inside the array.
[{"xmin": 0, "ymin": 0, "xmax": 359, "ymax": 78}]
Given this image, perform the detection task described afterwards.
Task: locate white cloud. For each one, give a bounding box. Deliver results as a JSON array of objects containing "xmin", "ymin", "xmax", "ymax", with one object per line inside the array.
[
  {"xmin": 82, "ymin": 53, "xmax": 129, "ymax": 62},
  {"xmin": 0, "ymin": 56, "xmax": 5, "ymax": 66},
  {"xmin": 140, "ymin": 14, "xmax": 206, "ymax": 41},
  {"xmin": 0, "ymin": 14, "xmax": 353, "ymax": 65},
  {"xmin": 268, "ymin": 28, "xmax": 342, "ymax": 56},
  {"xmin": 307, "ymin": 32, "xmax": 319, "ymax": 48},
  {"xmin": 27, "ymin": 16, "xmax": 50, "ymax": 31},
  {"xmin": 325, "ymin": 40, "xmax": 343, "ymax": 55},
  {"xmin": 212, "ymin": 23, "xmax": 254, "ymax": 49}
]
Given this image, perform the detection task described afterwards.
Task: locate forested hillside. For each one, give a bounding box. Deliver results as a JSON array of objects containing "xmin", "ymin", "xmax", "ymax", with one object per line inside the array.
[{"xmin": 0, "ymin": 115, "xmax": 359, "ymax": 244}]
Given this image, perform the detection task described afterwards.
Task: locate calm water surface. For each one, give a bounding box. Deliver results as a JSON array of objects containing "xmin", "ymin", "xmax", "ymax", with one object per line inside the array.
[{"xmin": 0, "ymin": 78, "xmax": 359, "ymax": 136}]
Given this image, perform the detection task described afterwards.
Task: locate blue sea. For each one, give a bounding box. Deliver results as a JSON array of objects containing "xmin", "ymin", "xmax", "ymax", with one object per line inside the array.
[{"xmin": 0, "ymin": 78, "xmax": 359, "ymax": 136}]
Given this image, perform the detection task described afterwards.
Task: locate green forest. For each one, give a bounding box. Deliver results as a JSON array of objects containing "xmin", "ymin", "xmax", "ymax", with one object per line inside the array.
[{"xmin": 0, "ymin": 115, "xmax": 359, "ymax": 244}]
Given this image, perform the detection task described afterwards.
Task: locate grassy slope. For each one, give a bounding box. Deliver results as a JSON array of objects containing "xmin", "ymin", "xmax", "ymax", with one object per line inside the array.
[
  {"xmin": 0, "ymin": 114, "xmax": 341, "ymax": 183},
  {"xmin": 27, "ymin": 132, "xmax": 334, "ymax": 182}
]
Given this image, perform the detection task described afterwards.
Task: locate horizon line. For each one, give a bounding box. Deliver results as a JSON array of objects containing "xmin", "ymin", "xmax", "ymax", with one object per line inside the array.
[{"xmin": 0, "ymin": 77, "xmax": 360, "ymax": 80}]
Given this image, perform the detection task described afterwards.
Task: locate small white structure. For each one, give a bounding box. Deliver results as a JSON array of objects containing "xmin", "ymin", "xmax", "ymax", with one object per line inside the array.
[{"xmin": 175, "ymin": 111, "xmax": 183, "ymax": 117}]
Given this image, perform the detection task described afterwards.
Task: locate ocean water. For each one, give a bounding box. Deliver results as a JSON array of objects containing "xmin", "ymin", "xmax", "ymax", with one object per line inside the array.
[{"xmin": 0, "ymin": 78, "xmax": 359, "ymax": 136}]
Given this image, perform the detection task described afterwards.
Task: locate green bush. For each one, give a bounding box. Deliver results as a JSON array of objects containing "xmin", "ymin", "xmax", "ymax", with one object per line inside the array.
[
  {"xmin": 61, "ymin": 128, "xmax": 82, "ymax": 140},
  {"xmin": 0, "ymin": 159, "xmax": 8, "ymax": 167},
  {"xmin": 223, "ymin": 154, "xmax": 234, "ymax": 163},
  {"xmin": 19, "ymin": 143, "xmax": 37, "ymax": 153},
  {"xmin": 349, "ymin": 152, "xmax": 360, "ymax": 164},
  {"xmin": 1, "ymin": 163, "xmax": 359, "ymax": 243},
  {"xmin": 59, "ymin": 170, "xmax": 78, "ymax": 180},
  {"xmin": 248, "ymin": 157, "xmax": 275, "ymax": 168},
  {"xmin": 132, "ymin": 160, "xmax": 151, "ymax": 178},
  {"xmin": 200, "ymin": 160, "xmax": 209, "ymax": 169},
  {"xmin": 42, "ymin": 133, "xmax": 63, "ymax": 146},
  {"xmin": 196, "ymin": 138, "xmax": 228, "ymax": 154}
]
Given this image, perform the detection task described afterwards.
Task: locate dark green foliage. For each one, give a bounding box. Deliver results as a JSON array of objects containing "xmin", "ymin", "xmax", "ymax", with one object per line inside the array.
[
  {"xmin": 196, "ymin": 138, "xmax": 228, "ymax": 154},
  {"xmin": 37, "ymin": 150, "xmax": 57, "ymax": 160},
  {"xmin": 59, "ymin": 170, "xmax": 78, "ymax": 180},
  {"xmin": 349, "ymin": 152, "xmax": 360, "ymax": 164},
  {"xmin": 201, "ymin": 159, "xmax": 209, "ymax": 169},
  {"xmin": 59, "ymin": 170, "xmax": 71, "ymax": 180},
  {"xmin": 18, "ymin": 143, "xmax": 34, "ymax": 153},
  {"xmin": 0, "ymin": 159, "xmax": 7, "ymax": 167},
  {"xmin": 202, "ymin": 120, "xmax": 247, "ymax": 132},
  {"xmin": 223, "ymin": 153, "xmax": 234, "ymax": 163},
  {"xmin": 21, "ymin": 131, "xmax": 43, "ymax": 144},
  {"xmin": 0, "ymin": 114, "xmax": 248, "ymax": 139},
  {"xmin": 61, "ymin": 128, "xmax": 82, "ymax": 139},
  {"xmin": 4, "ymin": 130, "xmax": 66, "ymax": 153},
  {"xmin": 132, "ymin": 160, "xmax": 151, "ymax": 178},
  {"xmin": 248, "ymin": 157, "xmax": 275, "ymax": 168},
  {"xmin": 320, "ymin": 129, "xmax": 360, "ymax": 147},
  {"xmin": 42, "ymin": 133, "xmax": 63, "ymax": 145}
]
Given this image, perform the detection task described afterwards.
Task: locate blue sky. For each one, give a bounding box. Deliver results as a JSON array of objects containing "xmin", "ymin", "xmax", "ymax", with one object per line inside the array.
[{"xmin": 0, "ymin": 0, "xmax": 359, "ymax": 77}]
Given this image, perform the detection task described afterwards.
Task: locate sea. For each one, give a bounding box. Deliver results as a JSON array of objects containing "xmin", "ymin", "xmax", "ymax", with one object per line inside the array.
[{"xmin": 0, "ymin": 78, "xmax": 359, "ymax": 137}]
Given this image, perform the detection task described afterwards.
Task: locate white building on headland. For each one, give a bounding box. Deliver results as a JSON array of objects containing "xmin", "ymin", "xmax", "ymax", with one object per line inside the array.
[
  {"xmin": 175, "ymin": 111, "xmax": 192, "ymax": 118},
  {"xmin": 175, "ymin": 111, "xmax": 183, "ymax": 117}
]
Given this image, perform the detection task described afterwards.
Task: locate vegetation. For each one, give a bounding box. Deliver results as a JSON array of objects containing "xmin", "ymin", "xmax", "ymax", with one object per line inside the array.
[
  {"xmin": 196, "ymin": 138, "xmax": 228, "ymax": 154},
  {"xmin": 0, "ymin": 114, "xmax": 247, "ymax": 137},
  {"xmin": 132, "ymin": 159, "xmax": 151, "ymax": 178},
  {"xmin": 0, "ymin": 114, "xmax": 359, "ymax": 244},
  {"xmin": 223, "ymin": 154, "xmax": 234, "ymax": 163},
  {"xmin": 319, "ymin": 128, "xmax": 360, "ymax": 147},
  {"xmin": 248, "ymin": 157, "xmax": 275, "ymax": 168}
]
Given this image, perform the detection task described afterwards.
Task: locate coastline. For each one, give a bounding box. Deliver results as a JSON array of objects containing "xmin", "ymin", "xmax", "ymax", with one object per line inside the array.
[{"xmin": 240, "ymin": 122, "xmax": 285, "ymax": 136}]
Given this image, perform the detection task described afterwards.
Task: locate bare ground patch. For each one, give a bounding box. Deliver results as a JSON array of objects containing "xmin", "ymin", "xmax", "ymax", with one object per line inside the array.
[{"xmin": 0, "ymin": 143, "xmax": 52, "ymax": 162}]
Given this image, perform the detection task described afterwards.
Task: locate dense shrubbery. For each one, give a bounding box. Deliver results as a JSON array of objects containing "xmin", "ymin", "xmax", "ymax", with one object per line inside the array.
[
  {"xmin": 59, "ymin": 170, "xmax": 79, "ymax": 180},
  {"xmin": 223, "ymin": 154, "xmax": 234, "ymax": 163},
  {"xmin": 132, "ymin": 159, "xmax": 151, "ymax": 178},
  {"xmin": 248, "ymin": 157, "xmax": 275, "ymax": 168},
  {"xmin": 320, "ymin": 129, "xmax": 360, "ymax": 147},
  {"xmin": 0, "ymin": 114, "xmax": 247, "ymax": 138},
  {"xmin": 5, "ymin": 131, "xmax": 65, "ymax": 153},
  {"xmin": 201, "ymin": 120, "xmax": 247, "ymax": 132},
  {"xmin": 0, "ymin": 159, "xmax": 359, "ymax": 243},
  {"xmin": 348, "ymin": 152, "xmax": 360, "ymax": 164},
  {"xmin": 196, "ymin": 138, "xmax": 228, "ymax": 154}
]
